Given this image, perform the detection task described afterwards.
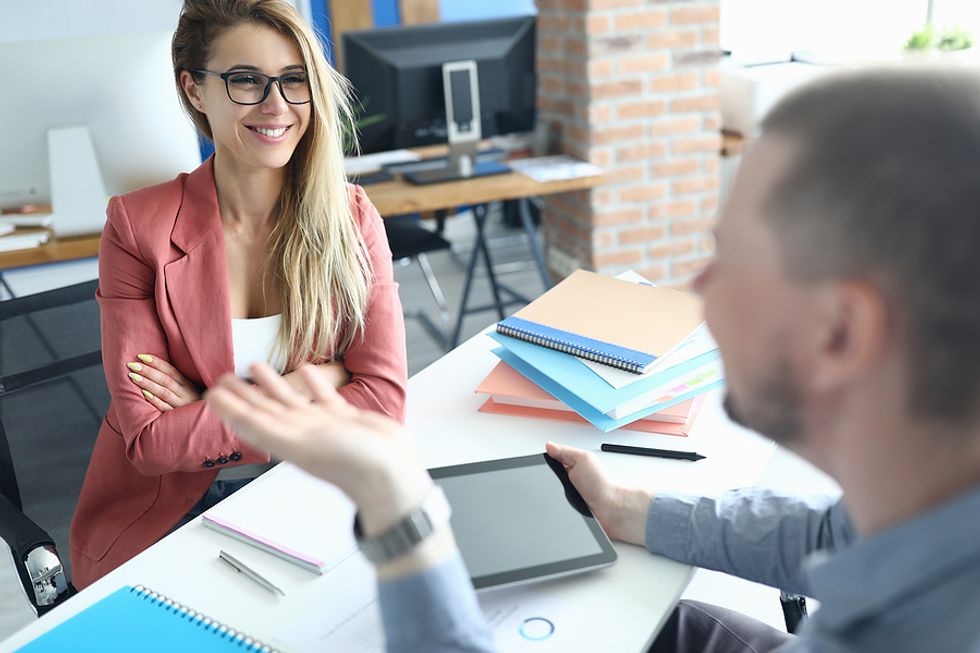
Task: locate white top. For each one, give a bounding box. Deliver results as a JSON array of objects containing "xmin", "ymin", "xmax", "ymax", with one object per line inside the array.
[{"xmin": 217, "ymin": 314, "xmax": 286, "ymax": 481}]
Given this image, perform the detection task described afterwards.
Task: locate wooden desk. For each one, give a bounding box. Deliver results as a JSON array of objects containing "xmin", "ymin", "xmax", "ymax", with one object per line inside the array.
[
  {"xmin": 0, "ymin": 233, "xmax": 100, "ymax": 271},
  {"xmin": 3, "ymin": 327, "xmax": 775, "ymax": 652}
]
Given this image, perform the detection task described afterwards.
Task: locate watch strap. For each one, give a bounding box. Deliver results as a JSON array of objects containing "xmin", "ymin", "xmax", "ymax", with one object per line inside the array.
[{"xmin": 353, "ymin": 485, "xmax": 452, "ymax": 565}]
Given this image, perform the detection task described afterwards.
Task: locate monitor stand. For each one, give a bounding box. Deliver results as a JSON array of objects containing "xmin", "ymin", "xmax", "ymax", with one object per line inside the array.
[
  {"xmin": 47, "ymin": 126, "xmax": 109, "ymax": 237},
  {"xmin": 403, "ymin": 59, "xmax": 510, "ymax": 186}
]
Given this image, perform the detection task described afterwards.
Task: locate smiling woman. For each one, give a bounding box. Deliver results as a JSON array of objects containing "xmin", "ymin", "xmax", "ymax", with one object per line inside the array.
[{"xmin": 68, "ymin": 0, "xmax": 408, "ymax": 589}]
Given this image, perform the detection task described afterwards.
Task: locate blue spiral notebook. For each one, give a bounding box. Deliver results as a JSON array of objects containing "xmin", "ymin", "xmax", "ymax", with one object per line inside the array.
[{"xmin": 16, "ymin": 585, "xmax": 278, "ymax": 652}]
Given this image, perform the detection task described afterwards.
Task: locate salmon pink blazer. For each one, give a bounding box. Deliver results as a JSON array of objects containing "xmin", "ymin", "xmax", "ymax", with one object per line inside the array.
[{"xmin": 70, "ymin": 157, "xmax": 407, "ymax": 588}]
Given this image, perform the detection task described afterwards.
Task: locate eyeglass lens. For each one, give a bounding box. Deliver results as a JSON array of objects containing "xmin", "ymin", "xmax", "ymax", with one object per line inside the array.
[{"xmin": 226, "ymin": 71, "xmax": 310, "ymax": 105}]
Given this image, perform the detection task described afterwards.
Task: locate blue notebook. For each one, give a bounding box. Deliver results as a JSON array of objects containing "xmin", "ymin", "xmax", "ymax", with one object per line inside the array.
[
  {"xmin": 16, "ymin": 585, "xmax": 278, "ymax": 652},
  {"xmin": 488, "ymin": 331, "xmax": 720, "ymax": 416}
]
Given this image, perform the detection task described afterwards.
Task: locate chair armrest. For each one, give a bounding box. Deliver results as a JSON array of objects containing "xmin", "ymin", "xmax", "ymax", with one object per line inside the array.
[{"xmin": 0, "ymin": 494, "xmax": 73, "ymax": 615}]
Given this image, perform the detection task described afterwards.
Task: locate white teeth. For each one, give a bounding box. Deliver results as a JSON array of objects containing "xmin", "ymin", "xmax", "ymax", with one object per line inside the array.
[{"xmin": 254, "ymin": 126, "xmax": 287, "ymax": 137}]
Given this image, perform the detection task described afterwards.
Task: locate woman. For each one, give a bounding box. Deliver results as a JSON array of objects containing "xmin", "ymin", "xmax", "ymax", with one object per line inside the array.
[{"xmin": 70, "ymin": 0, "xmax": 407, "ymax": 589}]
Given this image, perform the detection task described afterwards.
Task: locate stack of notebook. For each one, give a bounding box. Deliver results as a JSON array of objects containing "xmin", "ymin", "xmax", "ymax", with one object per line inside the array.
[{"xmin": 481, "ymin": 270, "xmax": 724, "ymax": 434}]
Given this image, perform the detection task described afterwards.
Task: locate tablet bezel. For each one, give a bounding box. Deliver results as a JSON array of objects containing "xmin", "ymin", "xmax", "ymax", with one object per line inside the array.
[{"xmin": 428, "ymin": 453, "xmax": 618, "ymax": 590}]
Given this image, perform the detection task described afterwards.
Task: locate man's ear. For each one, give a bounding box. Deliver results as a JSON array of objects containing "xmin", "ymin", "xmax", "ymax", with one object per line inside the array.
[
  {"xmin": 807, "ymin": 280, "xmax": 892, "ymax": 393},
  {"xmin": 179, "ymin": 70, "xmax": 206, "ymax": 113}
]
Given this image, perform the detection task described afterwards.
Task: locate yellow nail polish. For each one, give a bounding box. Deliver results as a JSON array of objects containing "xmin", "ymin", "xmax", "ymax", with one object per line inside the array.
[
  {"xmin": 141, "ymin": 389, "xmax": 154, "ymax": 400},
  {"xmin": 128, "ymin": 372, "xmax": 142, "ymax": 382},
  {"xmin": 137, "ymin": 354, "xmax": 154, "ymax": 363},
  {"xmin": 127, "ymin": 362, "xmax": 142, "ymax": 372}
]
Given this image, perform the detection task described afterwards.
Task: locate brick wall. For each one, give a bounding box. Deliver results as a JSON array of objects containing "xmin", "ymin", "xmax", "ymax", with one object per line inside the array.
[{"xmin": 536, "ymin": 0, "xmax": 721, "ymax": 286}]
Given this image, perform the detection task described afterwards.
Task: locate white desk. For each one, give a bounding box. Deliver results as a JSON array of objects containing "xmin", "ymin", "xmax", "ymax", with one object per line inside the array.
[{"xmin": 2, "ymin": 329, "xmax": 774, "ymax": 652}]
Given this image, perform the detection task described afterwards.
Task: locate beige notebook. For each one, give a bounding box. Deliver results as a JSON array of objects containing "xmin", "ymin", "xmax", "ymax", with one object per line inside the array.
[{"xmin": 496, "ymin": 270, "xmax": 703, "ymax": 373}]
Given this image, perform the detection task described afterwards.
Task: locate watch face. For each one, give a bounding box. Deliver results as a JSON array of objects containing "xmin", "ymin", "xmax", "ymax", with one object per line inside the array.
[{"xmin": 429, "ymin": 453, "xmax": 617, "ymax": 590}]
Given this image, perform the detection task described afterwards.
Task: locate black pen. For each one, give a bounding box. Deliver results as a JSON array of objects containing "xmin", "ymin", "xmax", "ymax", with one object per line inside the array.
[{"xmin": 601, "ymin": 443, "xmax": 706, "ymax": 462}]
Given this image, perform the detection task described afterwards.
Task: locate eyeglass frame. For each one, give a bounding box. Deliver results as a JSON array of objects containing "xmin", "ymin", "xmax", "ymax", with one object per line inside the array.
[{"xmin": 188, "ymin": 68, "xmax": 312, "ymax": 106}]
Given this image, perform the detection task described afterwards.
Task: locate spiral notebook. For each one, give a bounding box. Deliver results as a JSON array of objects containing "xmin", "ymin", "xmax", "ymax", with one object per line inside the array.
[
  {"xmin": 496, "ymin": 269, "xmax": 703, "ymax": 373},
  {"xmin": 16, "ymin": 585, "xmax": 279, "ymax": 652}
]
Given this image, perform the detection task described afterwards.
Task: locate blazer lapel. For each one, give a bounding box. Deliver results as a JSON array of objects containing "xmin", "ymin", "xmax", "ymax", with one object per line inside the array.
[{"xmin": 164, "ymin": 157, "xmax": 234, "ymax": 388}]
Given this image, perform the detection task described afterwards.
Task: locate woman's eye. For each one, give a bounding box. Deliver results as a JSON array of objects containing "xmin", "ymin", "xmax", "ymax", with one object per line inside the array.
[
  {"xmin": 282, "ymin": 74, "xmax": 307, "ymax": 86},
  {"xmin": 229, "ymin": 74, "xmax": 262, "ymax": 86}
]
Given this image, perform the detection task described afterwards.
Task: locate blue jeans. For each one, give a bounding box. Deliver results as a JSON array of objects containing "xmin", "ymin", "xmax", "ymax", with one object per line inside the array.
[{"xmin": 167, "ymin": 478, "xmax": 253, "ymax": 535}]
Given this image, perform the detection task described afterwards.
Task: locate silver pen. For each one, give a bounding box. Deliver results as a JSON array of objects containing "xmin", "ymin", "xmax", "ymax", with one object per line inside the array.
[{"xmin": 218, "ymin": 549, "xmax": 286, "ymax": 596}]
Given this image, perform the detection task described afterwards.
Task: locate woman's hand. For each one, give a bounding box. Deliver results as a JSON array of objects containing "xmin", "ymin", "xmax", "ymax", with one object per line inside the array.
[
  {"xmin": 281, "ymin": 360, "xmax": 350, "ymax": 400},
  {"xmin": 127, "ymin": 354, "xmax": 201, "ymax": 412},
  {"xmin": 206, "ymin": 363, "xmax": 431, "ymax": 536}
]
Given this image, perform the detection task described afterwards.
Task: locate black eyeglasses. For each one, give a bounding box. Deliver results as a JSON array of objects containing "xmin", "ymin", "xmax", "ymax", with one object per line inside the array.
[{"xmin": 190, "ymin": 68, "xmax": 311, "ymax": 106}]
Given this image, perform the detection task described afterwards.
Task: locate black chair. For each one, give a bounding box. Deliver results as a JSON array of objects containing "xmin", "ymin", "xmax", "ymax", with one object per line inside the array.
[
  {"xmin": 385, "ymin": 216, "xmax": 454, "ymax": 350},
  {"xmin": 0, "ymin": 279, "xmax": 107, "ymax": 616}
]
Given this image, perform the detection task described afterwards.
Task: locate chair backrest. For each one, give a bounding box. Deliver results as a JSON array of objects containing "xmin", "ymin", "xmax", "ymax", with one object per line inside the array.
[{"xmin": 0, "ymin": 279, "xmax": 107, "ymax": 581}]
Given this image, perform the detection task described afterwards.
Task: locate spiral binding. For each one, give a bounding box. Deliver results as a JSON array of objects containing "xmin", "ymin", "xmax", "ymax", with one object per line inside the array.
[
  {"xmin": 496, "ymin": 323, "xmax": 645, "ymax": 374},
  {"xmin": 130, "ymin": 585, "xmax": 279, "ymax": 652}
]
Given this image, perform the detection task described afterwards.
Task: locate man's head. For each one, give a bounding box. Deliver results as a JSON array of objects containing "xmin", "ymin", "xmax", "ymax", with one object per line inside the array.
[{"xmin": 696, "ymin": 67, "xmax": 980, "ymax": 456}]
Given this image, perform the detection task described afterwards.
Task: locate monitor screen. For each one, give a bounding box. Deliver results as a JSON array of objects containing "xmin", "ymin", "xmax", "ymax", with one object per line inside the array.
[{"xmin": 342, "ymin": 16, "xmax": 536, "ymax": 154}]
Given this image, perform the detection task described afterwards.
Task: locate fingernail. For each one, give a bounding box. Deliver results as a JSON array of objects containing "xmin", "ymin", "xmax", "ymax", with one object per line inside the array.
[
  {"xmin": 141, "ymin": 389, "xmax": 154, "ymax": 400},
  {"xmin": 128, "ymin": 372, "xmax": 143, "ymax": 382},
  {"xmin": 127, "ymin": 362, "xmax": 142, "ymax": 372},
  {"xmin": 137, "ymin": 354, "xmax": 154, "ymax": 363}
]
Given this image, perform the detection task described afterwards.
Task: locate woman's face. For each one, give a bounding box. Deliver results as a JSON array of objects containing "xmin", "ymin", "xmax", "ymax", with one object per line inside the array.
[{"xmin": 183, "ymin": 23, "xmax": 312, "ymax": 172}]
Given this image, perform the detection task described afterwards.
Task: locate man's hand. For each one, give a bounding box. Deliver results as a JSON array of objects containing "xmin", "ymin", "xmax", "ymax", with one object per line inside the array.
[
  {"xmin": 206, "ymin": 362, "xmax": 431, "ymax": 537},
  {"xmin": 546, "ymin": 442, "xmax": 652, "ymax": 547}
]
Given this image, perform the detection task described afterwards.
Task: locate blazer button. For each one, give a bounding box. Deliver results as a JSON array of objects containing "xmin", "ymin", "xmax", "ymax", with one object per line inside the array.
[
  {"xmin": 229, "ymin": 452, "xmax": 242, "ymax": 462},
  {"xmin": 203, "ymin": 458, "xmax": 216, "ymax": 468},
  {"xmin": 217, "ymin": 455, "xmax": 229, "ymax": 465}
]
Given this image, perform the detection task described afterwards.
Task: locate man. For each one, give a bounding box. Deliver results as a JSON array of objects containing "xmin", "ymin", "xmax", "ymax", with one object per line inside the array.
[{"xmin": 207, "ymin": 67, "xmax": 980, "ymax": 652}]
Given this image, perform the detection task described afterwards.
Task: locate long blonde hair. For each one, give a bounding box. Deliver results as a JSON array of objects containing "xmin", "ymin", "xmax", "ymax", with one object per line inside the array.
[{"xmin": 171, "ymin": 0, "xmax": 370, "ymax": 370}]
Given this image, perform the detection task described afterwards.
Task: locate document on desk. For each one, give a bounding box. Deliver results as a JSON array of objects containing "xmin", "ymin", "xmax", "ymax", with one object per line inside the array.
[
  {"xmin": 275, "ymin": 555, "xmax": 594, "ymax": 652},
  {"xmin": 204, "ymin": 463, "xmax": 359, "ymax": 574}
]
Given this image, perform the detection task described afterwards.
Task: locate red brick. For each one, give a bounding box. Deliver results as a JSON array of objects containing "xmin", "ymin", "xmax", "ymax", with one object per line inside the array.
[
  {"xmin": 649, "ymin": 117, "xmax": 701, "ymax": 137},
  {"xmin": 619, "ymin": 53, "xmax": 670, "ymax": 75},
  {"xmin": 648, "ymin": 238, "xmax": 696, "ymax": 260},
  {"xmin": 590, "ymin": 147, "xmax": 614, "ymax": 168},
  {"xmin": 649, "ymin": 73, "xmax": 699, "ymax": 93},
  {"xmin": 703, "ymin": 114, "xmax": 721, "ymax": 131},
  {"xmin": 671, "ymin": 217, "xmax": 714, "ymax": 236},
  {"xmin": 593, "ymin": 124, "xmax": 644, "ymax": 146},
  {"xmin": 592, "ymin": 79, "xmax": 644, "ymax": 100},
  {"xmin": 538, "ymin": 36, "xmax": 562, "ymax": 53},
  {"xmin": 619, "ymin": 183, "xmax": 667, "ymax": 203},
  {"xmin": 702, "ymin": 26, "xmax": 721, "ymax": 46},
  {"xmin": 593, "ymin": 208, "xmax": 644, "ymax": 226},
  {"xmin": 703, "ymin": 69, "xmax": 721, "ymax": 87},
  {"xmin": 618, "ymin": 142, "xmax": 667, "ymax": 163},
  {"xmin": 539, "ymin": 14, "xmax": 570, "ymax": 33},
  {"xmin": 593, "ymin": 248, "xmax": 645, "ymax": 269},
  {"xmin": 589, "ymin": 59, "xmax": 615, "ymax": 79},
  {"xmin": 636, "ymin": 264, "xmax": 667, "ymax": 282},
  {"xmin": 669, "ymin": 94, "xmax": 720, "ymax": 114},
  {"xmin": 663, "ymin": 199, "xmax": 698, "ymax": 218},
  {"xmin": 652, "ymin": 158, "xmax": 700, "ymax": 177},
  {"xmin": 671, "ymin": 255, "xmax": 714, "ymax": 278},
  {"xmin": 614, "ymin": 9, "xmax": 667, "ymax": 32},
  {"xmin": 615, "ymin": 100, "xmax": 666, "ymax": 121},
  {"xmin": 647, "ymin": 30, "xmax": 698, "ymax": 50},
  {"xmin": 619, "ymin": 225, "xmax": 667, "ymax": 245},
  {"xmin": 592, "ymin": 229, "xmax": 616, "ymax": 250},
  {"xmin": 608, "ymin": 164, "xmax": 646, "ymax": 184},
  {"xmin": 699, "ymin": 233, "xmax": 717, "ymax": 255},
  {"xmin": 590, "ymin": 0, "xmax": 643, "ymax": 7},
  {"xmin": 672, "ymin": 135, "xmax": 722, "ymax": 154},
  {"xmin": 540, "ymin": 76, "xmax": 563, "ymax": 95},
  {"xmin": 702, "ymin": 157, "xmax": 720, "ymax": 173},
  {"xmin": 567, "ymin": 37, "xmax": 587, "ymax": 58},
  {"xmin": 586, "ymin": 15, "xmax": 611, "ymax": 35},
  {"xmin": 591, "ymin": 35, "xmax": 645, "ymax": 57},
  {"xmin": 590, "ymin": 102, "xmax": 613, "ymax": 124},
  {"xmin": 567, "ymin": 80, "xmax": 589, "ymax": 99},
  {"xmin": 671, "ymin": 5, "xmax": 721, "ymax": 25},
  {"xmin": 671, "ymin": 175, "xmax": 719, "ymax": 196},
  {"xmin": 701, "ymin": 194, "xmax": 720, "ymax": 214}
]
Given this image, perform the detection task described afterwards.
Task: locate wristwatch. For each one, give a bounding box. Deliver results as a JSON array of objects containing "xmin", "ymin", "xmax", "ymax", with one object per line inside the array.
[{"xmin": 353, "ymin": 485, "xmax": 452, "ymax": 565}]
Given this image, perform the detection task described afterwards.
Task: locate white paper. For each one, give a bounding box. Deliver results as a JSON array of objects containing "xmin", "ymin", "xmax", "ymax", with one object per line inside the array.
[
  {"xmin": 508, "ymin": 155, "xmax": 602, "ymax": 183},
  {"xmin": 343, "ymin": 149, "xmax": 421, "ymax": 175},
  {"xmin": 608, "ymin": 356, "xmax": 724, "ymax": 420},
  {"xmin": 276, "ymin": 561, "xmax": 597, "ymax": 652}
]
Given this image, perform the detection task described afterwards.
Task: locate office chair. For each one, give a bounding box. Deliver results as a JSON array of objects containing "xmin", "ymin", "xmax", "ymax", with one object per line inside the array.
[
  {"xmin": 385, "ymin": 216, "xmax": 454, "ymax": 350},
  {"xmin": 0, "ymin": 279, "xmax": 107, "ymax": 616}
]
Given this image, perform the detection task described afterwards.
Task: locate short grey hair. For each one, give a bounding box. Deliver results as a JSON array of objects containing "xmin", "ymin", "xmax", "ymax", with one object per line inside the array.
[{"xmin": 760, "ymin": 66, "xmax": 980, "ymax": 424}]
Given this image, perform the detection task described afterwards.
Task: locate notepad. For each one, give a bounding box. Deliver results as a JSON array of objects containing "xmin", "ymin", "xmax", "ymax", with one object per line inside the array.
[
  {"xmin": 15, "ymin": 585, "xmax": 279, "ymax": 652},
  {"xmin": 496, "ymin": 269, "xmax": 703, "ymax": 373}
]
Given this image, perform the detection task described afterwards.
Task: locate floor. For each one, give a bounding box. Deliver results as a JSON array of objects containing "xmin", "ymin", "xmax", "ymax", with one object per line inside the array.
[{"xmin": 0, "ymin": 206, "xmax": 840, "ymax": 644}]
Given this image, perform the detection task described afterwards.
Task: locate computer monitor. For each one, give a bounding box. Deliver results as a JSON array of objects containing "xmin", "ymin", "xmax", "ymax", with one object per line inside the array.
[
  {"xmin": 0, "ymin": 30, "xmax": 201, "ymax": 236},
  {"xmin": 343, "ymin": 16, "xmax": 536, "ymax": 184}
]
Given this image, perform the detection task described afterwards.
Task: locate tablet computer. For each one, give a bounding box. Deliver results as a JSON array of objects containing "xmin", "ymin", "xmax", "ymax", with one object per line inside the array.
[{"xmin": 429, "ymin": 453, "xmax": 617, "ymax": 590}]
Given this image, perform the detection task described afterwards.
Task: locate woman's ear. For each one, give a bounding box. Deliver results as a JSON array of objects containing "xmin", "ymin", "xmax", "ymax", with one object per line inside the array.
[{"xmin": 179, "ymin": 70, "xmax": 206, "ymax": 113}]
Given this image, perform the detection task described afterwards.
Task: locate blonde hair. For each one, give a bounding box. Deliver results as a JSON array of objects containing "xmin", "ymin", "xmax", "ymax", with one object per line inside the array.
[{"xmin": 171, "ymin": 0, "xmax": 370, "ymax": 369}]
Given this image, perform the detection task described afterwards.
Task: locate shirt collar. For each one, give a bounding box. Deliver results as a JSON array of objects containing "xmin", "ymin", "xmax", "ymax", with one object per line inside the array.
[{"xmin": 805, "ymin": 483, "xmax": 980, "ymax": 629}]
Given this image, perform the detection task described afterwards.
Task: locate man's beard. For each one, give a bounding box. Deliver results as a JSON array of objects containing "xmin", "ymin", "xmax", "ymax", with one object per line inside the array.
[{"xmin": 722, "ymin": 356, "xmax": 804, "ymax": 448}]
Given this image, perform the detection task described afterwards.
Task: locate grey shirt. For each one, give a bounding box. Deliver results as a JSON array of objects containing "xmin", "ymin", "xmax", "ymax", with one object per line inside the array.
[{"xmin": 378, "ymin": 485, "xmax": 980, "ymax": 652}]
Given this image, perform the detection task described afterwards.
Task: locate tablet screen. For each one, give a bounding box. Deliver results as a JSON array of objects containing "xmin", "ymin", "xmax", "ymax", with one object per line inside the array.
[{"xmin": 430, "ymin": 453, "xmax": 617, "ymax": 589}]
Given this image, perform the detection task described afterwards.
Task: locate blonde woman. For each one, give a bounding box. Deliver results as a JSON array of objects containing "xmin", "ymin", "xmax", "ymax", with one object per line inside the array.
[{"xmin": 70, "ymin": 0, "xmax": 407, "ymax": 588}]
